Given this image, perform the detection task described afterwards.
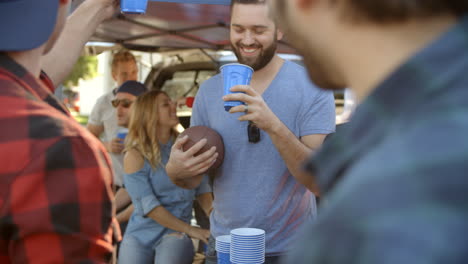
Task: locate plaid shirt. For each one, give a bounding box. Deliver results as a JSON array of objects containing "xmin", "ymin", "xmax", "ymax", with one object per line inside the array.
[
  {"xmin": 0, "ymin": 54, "xmax": 116, "ymax": 263},
  {"xmin": 287, "ymin": 17, "xmax": 468, "ymax": 264}
]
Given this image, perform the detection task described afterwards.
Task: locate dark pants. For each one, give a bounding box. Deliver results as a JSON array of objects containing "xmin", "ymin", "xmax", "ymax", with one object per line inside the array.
[{"xmin": 193, "ymin": 200, "xmax": 210, "ymax": 253}]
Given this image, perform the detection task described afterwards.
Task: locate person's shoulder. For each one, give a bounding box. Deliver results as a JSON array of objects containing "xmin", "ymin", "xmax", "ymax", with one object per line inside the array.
[
  {"xmin": 281, "ymin": 61, "xmax": 324, "ymax": 94},
  {"xmin": 123, "ymin": 148, "xmax": 145, "ymax": 174},
  {"xmin": 282, "ymin": 60, "xmax": 307, "ymax": 74},
  {"xmin": 0, "ymin": 75, "xmax": 34, "ymax": 99},
  {"xmin": 7, "ymin": 106, "xmax": 110, "ymax": 169},
  {"xmin": 200, "ymin": 73, "xmax": 222, "ymax": 89},
  {"xmin": 95, "ymin": 91, "xmax": 114, "ymax": 104},
  {"xmin": 281, "ymin": 61, "xmax": 309, "ymax": 84}
]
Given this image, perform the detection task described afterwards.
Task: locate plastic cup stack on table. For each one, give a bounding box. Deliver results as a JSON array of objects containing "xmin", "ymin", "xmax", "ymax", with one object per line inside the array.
[
  {"xmin": 216, "ymin": 235, "xmax": 232, "ymax": 264},
  {"xmin": 230, "ymin": 228, "xmax": 266, "ymax": 264}
]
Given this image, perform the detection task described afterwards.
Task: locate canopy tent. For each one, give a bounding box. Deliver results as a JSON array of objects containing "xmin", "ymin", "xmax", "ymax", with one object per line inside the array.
[{"xmin": 77, "ymin": 0, "xmax": 296, "ymax": 53}]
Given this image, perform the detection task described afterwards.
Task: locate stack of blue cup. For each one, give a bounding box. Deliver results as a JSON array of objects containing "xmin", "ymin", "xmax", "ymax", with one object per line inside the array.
[
  {"xmin": 216, "ymin": 235, "xmax": 232, "ymax": 264},
  {"xmin": 230, "ymin": 228, "xmax": 265, "ymax": 264}
]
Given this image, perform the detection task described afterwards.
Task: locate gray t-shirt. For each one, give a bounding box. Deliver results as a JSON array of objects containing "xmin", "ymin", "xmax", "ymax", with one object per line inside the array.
[
  {"xmin": 88, "ymin": 90, "xmax": 118, "ymax": 142},
  {"xmin": 88, "ymin": 90, "xmax": 125, "ymax": 186},
  {"xmin": 191, "ymin": 60, "xmax": 336, "ymax": 255}
]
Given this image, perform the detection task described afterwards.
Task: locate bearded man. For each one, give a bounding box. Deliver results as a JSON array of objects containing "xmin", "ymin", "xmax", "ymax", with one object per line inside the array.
[
  {"xmin": 166, "ymin": 0, "xmax": 336, "ymax": 263},
  {"xmin": 268, "ymin": 0, "xmax": 468, "ymax": 263}
]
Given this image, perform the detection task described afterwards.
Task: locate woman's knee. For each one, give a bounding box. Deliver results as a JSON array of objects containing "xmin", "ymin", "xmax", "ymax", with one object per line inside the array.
[
  {"xmin": 119, "ymin": 236, "xmax": 153, "ymax": 264},
  {"xmin": 154, "ymin": 233, "xmax": 194, "ymax": 264},
  {"xmin": 160, "ymin": 232, "xmax": 193, "ymax": 250}
]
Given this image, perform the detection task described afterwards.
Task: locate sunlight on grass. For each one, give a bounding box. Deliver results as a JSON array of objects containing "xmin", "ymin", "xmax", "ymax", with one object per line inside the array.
[{"xmin": 70, "ymin": 111, "xmax": 88, "ymax": 126}]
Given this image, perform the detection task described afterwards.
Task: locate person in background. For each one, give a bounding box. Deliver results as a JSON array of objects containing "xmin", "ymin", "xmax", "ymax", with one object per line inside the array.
[
  {"xmin": 0, "ymin": 0, "xmax": 119, "ymax": 262},
  {"xmin": 266, "ymin": 0, "xmax": 468, "ymax": 263},
  {"xmin": 86, "ymin": 51, "xmax": 139, "ymax": 244},
  {"xmin": 110, "ymin": 81, "xmax": 147, "ymax": 238},
  {"xmin": 166, "ymin": 0, "xmax": 336, "ymax": 263},
  {"xmin": 87, "ymin": 50, "xmax": 138, "ymax": 187},
  {"xmin": 119, "ymin": 90, "xmax": 213, "ymax": 264}
]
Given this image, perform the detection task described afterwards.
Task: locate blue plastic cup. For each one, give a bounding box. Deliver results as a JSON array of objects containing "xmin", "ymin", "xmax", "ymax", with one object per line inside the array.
[
  {"xmin": 116, "ymin": 128, "xmax": 128, "ymax": 141},
  {"xmin": 121, "ymin": 0, "xmax": 148, "ymax": 14},
  {"xmin": 117, "ymin": 132, "xmax": 127, "ymax": 140},
  {"xmin": 220, "ymin": 63, "xmax": 253, "ymax": 112},
  {"xmin": 217, "ymin": 251, "xmax": 231, "ymax": 264}
]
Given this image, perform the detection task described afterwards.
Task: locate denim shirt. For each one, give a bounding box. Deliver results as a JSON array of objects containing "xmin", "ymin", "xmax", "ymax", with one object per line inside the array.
[
  {"xmin": 123, "ymin": 140, "xmax": 212, "ymax": 247},
  {"xmin": 287, "ymin": 16, "xmax": 468, "ymax": 264}
]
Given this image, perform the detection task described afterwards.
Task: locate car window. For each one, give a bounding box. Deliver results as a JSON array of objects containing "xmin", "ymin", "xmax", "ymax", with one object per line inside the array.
[
  {"xmin": 161, "ymin": 70, "xmax": 216, "ymax": 98},
  {"xmin": 161, "ymin": 69, "xmax": 217, "ymax": 114}
]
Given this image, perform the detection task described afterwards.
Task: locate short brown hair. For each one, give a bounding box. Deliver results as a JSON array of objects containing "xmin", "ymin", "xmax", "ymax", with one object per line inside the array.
[
  {"xmin": 342, "ymin": 0, "xmax": 468, "ymax": 23},
  {"xmin": 231, "ymin": 0, "xmax": 277, "ymax": 23},
  {"xmin": 274, "ymin": 0, "xmax": 468, "ymax": 24},
  {"xmin": 111, "ymin": 50, "xmax": 136, "ymax": 73},
  {"xmin": 230, "ymin": 0, "xmax": 266, "ymax": 8}
]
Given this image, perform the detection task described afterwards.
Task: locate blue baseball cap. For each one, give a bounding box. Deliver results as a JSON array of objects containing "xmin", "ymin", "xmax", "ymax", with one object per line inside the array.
[
  {"xmin": 117, "ymin": 81, "xmax": 148, "ymax": 97},
  {"xmin": 0, "ymin": 0, "xmax": 59, "ymax": 51}
]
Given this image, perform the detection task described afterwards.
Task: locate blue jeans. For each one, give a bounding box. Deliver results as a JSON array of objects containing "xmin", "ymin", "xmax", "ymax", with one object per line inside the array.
[
  {"xmin": 119, "ymin": 232, "xmax": 194, "ymax": 264},
  {"xmin": 205, "ymin": 236, "xmax": 283, "ymax": 264}
]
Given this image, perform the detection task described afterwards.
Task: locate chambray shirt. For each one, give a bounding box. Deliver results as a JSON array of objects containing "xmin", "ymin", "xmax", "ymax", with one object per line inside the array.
[
  {"xmin": 123, "ymin": 141, "xmax": 211, "ymax": 247},
  {"xmin": 287, "ymin": 16, "xmax": 468, "ymax": 263}
]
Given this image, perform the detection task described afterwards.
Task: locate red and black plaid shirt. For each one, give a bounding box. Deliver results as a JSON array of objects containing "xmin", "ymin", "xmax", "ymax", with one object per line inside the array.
[{"xmin": 0, "ymin": 54, "xmax": 116, "ymax": 263}]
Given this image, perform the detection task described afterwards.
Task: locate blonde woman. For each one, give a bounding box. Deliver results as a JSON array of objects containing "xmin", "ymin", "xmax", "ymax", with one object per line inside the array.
[{"xmin": 118, "ymin": 90, "xmax": 212, "ymax": 264}]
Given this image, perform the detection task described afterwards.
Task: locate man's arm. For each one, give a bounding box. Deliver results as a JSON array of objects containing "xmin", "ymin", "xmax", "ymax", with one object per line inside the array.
[
  {"xmin": 115, "ymin": 188, "xmax": 131, "ymax": 211},
  {"xmin": 87, "ymin": 123, "xmax": 104, "ymax": 138},
  {"xmin": 166, "ymin": 135, "xmax": 218, "ymax": 189},
  {"xmin": 225, "ymin": 85, "xmax": 332, "ymax": 196},
  {"xmin": 10, "ymin": 137, "xmax": 115, "ymax": 262},
  {"xmin": 87, "ymin": 123, "xmax": 124, "ymax": 153},
  {"xmin": 196, "ymin": 192, "xmax": 213, "ymax": 217},
  {"xmin": 116, "ymin": 204, "xmax": 134, "ymax": 223},
  {"xmin": 267, "ymin": 124, "xmax": 326, "ymax": 195},
  {"xmin": 114, "ymin": 187, "xmax": 133, "ymax": 224},
  {"xmin": 42, "ymin": 0, "xmax": 117, "ymax": 86}
]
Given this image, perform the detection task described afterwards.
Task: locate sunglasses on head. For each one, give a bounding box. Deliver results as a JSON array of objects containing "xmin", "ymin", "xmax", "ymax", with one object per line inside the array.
[
  {"xmin": 112, "ymin": 99, "xmax": 133, "ymax": 108},
  {"xmin": 247, "ymin": 121, "xmax": 261, "ymax": 143}
]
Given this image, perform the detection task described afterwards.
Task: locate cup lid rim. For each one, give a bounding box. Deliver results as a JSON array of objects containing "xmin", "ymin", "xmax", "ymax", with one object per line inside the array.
[{"xmin": 220, "ymin": 63, "xmax": 254, "ymax": 71}]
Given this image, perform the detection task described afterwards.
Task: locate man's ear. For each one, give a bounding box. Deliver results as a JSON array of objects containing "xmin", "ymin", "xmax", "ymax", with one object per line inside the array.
[
  {"xmin": 111, "ymin": 70, "xmax": 118, "ymax": 81},
  {"xmin": 276, "ymin": 28, "xmax": 284, "ymax": 41},
  {"xmin": 297, "ymin": 0, "xmax": 315, "ymax": 9}
]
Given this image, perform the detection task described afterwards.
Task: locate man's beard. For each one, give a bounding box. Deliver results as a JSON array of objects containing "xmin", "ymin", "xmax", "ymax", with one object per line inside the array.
[
  {"xmin": 231, "ymin": 40, "xmax": 277, "ymax": 71},
  {"xmin": 272, "ymin": 0, "xmax": 345, "ymax": 90},
  {"xmin": 300, "ymin": 46, "xmax": 346, "ymax": 90}
]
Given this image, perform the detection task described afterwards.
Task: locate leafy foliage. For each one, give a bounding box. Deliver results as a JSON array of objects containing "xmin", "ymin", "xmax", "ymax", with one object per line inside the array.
[{"xmin": 63, "ymin": 55, "xmax": 98, "ymax": 88}]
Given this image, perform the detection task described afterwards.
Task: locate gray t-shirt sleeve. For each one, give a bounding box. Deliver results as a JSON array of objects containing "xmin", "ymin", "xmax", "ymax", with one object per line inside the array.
[
  {"xmin": 190, "ymin": 80, "xmax": 210, "ymax": 127},
  {"xmin": 298, "ymin": 88, "xmax": 336, "ymax": 137},
  {"xmin": 88, "ymin": 94, "xmax": 107, "ymax": 126},
  {"xmin": 195, "ymin": 175, "xmax": 212, "ymax": 195}
]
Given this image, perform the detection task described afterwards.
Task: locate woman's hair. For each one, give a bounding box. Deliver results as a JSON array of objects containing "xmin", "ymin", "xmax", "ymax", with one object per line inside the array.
[{"xmin": 125, "ymin": 90, "xmax": 178, "ymax": 168}]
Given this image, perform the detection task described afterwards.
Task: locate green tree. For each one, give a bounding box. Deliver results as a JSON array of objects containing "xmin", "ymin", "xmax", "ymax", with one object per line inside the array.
[{"xmin": 63, "ymin": 55, "xmax": 98, "ymax": 88}]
